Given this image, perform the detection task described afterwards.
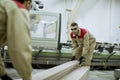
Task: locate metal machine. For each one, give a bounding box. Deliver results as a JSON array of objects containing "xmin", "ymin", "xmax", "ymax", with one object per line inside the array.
[{"xmin": 30, "ymin": 11, "xmax": 61, "ymax": 51}]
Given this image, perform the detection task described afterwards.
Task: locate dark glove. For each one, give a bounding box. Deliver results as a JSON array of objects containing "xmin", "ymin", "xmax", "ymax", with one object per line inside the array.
[
  {"xmin": 71, "ymin": 56, "xmax": 75, "ymax": 61},
  {"xmin": 79, "ymin": 56, "xmax": 85, "ymax": 64},
  {"xmin": 1, "ymin": 74, "xmax": 13, "ymax": 80}
]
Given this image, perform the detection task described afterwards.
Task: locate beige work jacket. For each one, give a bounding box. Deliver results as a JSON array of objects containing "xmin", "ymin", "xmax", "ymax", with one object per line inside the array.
[
  {"xmin": 0, "ymin": 0, "xmax": 32, "ymax": 61},
  {"xmin": 70, "ymin": 28, "xmax": 96, "ymax": 57},
  {"xmin": 0, "ymin": 0, "xmax": 31, "ymax": 52}
]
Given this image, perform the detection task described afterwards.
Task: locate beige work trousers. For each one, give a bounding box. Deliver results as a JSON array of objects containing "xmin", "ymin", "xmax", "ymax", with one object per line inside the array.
[
  {"xmin": 75, "ymin": 43, "xmax": 95, "ymax": 66},
  {"xmin": 0, "ymin": 54, "xmax": 6, "ymax": 76},
  {"xmin": 0, "ymin": 50, "xmax": 32, "ymax": 80}
]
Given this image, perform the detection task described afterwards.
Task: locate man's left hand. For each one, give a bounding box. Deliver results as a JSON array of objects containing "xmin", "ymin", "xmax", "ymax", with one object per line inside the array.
[{"xmin": 79, "ymin": 56, "xmax": 85, "ymax": 64}]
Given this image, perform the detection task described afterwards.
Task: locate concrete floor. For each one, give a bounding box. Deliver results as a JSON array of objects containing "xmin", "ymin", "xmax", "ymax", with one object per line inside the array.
[
  {"xmin": 1, "ymin": 68, "xmax": 115, "ymax": 80},
  {"xmin": 5, "ymin": 68, "xmax": 45, "ymax": 79},
  {"xmin": 88, "ymin": 70, "xmax": 114, "ymax": 80}
]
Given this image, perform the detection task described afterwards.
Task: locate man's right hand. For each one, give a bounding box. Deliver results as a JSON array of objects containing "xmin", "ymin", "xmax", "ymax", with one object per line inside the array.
[{"xmin": 71, "ymin": 56, "xmax": 75, "ymax": 61}]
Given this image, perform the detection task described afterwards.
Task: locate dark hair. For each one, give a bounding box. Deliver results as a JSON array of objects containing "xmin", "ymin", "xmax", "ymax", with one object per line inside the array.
[
  {"xmin": 17, "ymin": 0, "xmax": 31, "ymax": 4},
  {"xmin": 71, "ymin": 22, "xmax": 78, "ymax": 27}
]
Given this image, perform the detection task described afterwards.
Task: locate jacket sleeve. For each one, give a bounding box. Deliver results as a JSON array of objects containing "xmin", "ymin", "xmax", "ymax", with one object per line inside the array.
[
  {"xmin": 71, "ymin": 39, "xmax": 78, "ymax": 56},
  {"xmin": 82, "ymin": 32, "xmax": 89, "ymax": 56},
  {"xmin": 6, "ymin": 6, "xmax": 32, "ymax": 64}
]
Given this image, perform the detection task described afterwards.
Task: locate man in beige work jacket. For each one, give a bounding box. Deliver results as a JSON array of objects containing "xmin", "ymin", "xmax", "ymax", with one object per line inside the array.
[
  {"xmin": 70, "ymin": 22, "xmax": 96, "ymax": 66},
  {"xmin": 0, "ymin": 0, "xmax": 32, "ymax": 80}
]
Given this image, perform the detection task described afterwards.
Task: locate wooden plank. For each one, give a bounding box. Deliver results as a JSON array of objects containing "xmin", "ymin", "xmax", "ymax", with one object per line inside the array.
[
  {"xmin": 32, "ymin": 61, "xmax": 79, "ymax": 80},
  {"xmin": 60, "ymin": 66, "xmax": 90, "ymax": 80},
  {"xmin": 14, "ymin": 61, "xmax": 89, "ymax": 80}
]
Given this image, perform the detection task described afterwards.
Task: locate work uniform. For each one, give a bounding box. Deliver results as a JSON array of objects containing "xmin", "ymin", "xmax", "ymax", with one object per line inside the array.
[
  {"xmin": 0, "ymin": 0, "xmax": 32, "ymax": 80},
  {"xmin": 70, "ymin": 28, "xmax": 96, "ymax": 66}
]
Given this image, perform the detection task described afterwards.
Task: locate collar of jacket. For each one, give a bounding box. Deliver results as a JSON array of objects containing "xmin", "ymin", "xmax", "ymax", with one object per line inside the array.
[
  {"xmin": 13, "ymin": 0, "xmax": 25, "ymax": 9},
  {"xmin": 71, "ymin": 28, "xmax": 87, "ymax": 39}
]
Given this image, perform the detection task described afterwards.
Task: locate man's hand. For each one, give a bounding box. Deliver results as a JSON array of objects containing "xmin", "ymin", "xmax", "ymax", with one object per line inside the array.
[
  {"xmin": 79, "ymin": 56, "xmax": 85, "ymax": 64},
  {"xmin": 71, "ymin": 56, "xmax": 75, "ymax": 61}
]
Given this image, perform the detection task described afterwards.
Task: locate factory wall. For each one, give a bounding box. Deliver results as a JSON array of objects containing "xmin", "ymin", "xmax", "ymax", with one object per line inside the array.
[{"xmin": 32, "ymin": 0, "xmax": 120, "ymax": 44}]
